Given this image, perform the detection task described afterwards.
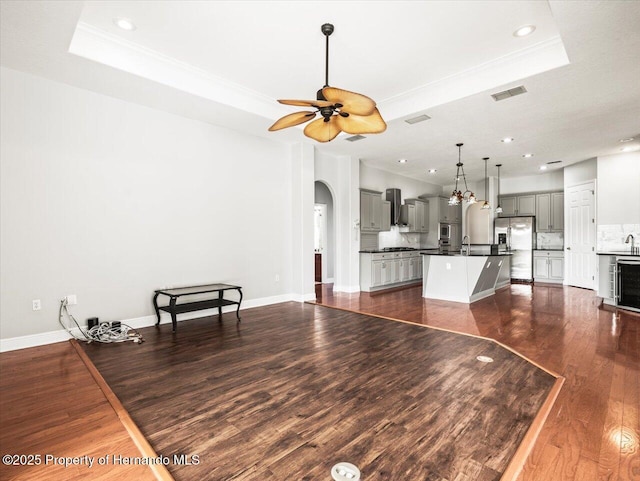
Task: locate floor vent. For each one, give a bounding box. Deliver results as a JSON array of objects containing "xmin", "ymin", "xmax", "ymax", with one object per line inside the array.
[
  {"xmin": 345, "ymin": 134, "xmax": 366, "ymax": 142},
  {"xmin": 331, "ymin": 462, "xmax": 360, "ymax": 480},
  {"xmin": 491, "ymin": 85, "xmax": 527, "ymax": 101}
]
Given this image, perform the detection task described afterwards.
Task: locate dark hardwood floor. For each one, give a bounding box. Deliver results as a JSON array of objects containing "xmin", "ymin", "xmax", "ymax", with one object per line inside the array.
[
  {"xmin": 313, "ymin": 283, "xmax": 640, "ymax": 481},
  {"xmin": 1, "ymin": 283, "xmax": 637, "ymax": 481},
  {"xmin": 82, "ymin": 303, "xmax": 557, "ymax": 481}
]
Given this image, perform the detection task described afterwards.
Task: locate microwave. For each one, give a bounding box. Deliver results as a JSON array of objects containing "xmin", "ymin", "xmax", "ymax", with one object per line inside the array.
[{"xmin": 439, "ymin": 223, "xmax": 452, "ymax": 239}]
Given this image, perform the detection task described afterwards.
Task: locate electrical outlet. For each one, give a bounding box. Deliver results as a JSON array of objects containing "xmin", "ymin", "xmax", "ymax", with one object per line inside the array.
[
  {"xmin": 66, "ymin": 295, "xmax": 77, "ymax": 305},
  {"xmin": 32, "ymin": 299, "xmax": 41, "ymax": 311}
]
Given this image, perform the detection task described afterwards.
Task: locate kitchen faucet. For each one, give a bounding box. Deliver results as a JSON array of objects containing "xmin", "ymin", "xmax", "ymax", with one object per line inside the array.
[
  {"xmin": 625, "ymin": 234, "xmax": 638, "ymax": 254},
  {"xmin": 461, "ymin": 235, "xmax": 470, "ymax": 256}
]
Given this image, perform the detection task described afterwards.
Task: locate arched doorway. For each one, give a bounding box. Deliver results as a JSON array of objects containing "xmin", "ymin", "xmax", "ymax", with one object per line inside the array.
[{"xmin": 314, "ymin": 181, "xmax": 335, "ymax": 294}]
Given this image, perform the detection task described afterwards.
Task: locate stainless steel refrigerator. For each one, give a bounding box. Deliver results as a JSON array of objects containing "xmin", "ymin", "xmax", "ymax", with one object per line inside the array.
[{"xmin": 494, "ymin": 217, "xmax": 535, "ymax": 281}]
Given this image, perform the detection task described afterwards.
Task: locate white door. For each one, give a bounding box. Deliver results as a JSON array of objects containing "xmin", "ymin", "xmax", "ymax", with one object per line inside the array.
[{"xmin": 566, "ymin": 182, "xmax": 596, "ymax": 289}]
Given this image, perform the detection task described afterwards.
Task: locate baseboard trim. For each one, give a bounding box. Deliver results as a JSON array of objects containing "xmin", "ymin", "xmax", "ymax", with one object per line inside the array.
[{"xmin": 0, "ymin": 293, "xmax": 297, "ymax": 352}]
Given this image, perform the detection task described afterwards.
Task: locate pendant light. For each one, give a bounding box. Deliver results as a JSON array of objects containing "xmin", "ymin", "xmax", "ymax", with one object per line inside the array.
[
  {"xmin": 448, "ymin": 143, "xmax": 476, "ymax": 205},
  {"xmin": 481, "ymin": 157, "xmax": 491, "ymax": 209},
  {"xmin": 495, "ymin": 164, "xmax": 503, "ymax": 214}
]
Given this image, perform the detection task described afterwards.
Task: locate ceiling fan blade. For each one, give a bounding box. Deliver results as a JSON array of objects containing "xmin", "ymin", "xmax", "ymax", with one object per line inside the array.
[
  {"xmin": 322, "ymin": 87, "xmax": 377, "ymax": 116},
  {"xmin": 278, "ymin": 99, "xmax": 334, "ymax": 108},
  {"xmin": 336, "ymin": 108, "xmax": 387, "ymax": 135},
  {"xmin": 303, "ymin": 117, "xmax": 342, "ymax": 142},
  {"xmin": 268, "ymin": 111, "xmax": 317, "ymax": 131}
]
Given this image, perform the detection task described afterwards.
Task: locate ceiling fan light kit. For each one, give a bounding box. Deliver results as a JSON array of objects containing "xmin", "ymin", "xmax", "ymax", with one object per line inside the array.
[{"xmin": 268, "ymin": 23, "xmax": 386, "ymax": 142}]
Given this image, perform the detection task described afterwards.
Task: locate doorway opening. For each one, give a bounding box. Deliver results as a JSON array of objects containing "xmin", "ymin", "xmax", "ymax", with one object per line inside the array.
[{"xmin": 314, "ymin": 181, "xmax": 335, "ymax": 296}]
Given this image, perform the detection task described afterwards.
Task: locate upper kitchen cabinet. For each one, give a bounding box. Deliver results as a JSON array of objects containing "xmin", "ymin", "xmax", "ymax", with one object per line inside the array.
[
  {"xmin": 360, "ymin": 189, "xmax": 383, "ymax": 232},
  {"xmin": 431, "ymin": 196, "xmax": 461, "ymax": 224},
  {"xmin": 401, "ymin": 198, "xmax": 429, "ymax": 232},
  {"xmin": 381, "ymin": 200, "xmax": 391, "ymax": 232},
  {"xmin": 498, "ymin": 194, "xmax": 535, "ymax": 217},
  {"xmin": 536, "ymin": 192, "xmax": 564, "ymax": 232}
]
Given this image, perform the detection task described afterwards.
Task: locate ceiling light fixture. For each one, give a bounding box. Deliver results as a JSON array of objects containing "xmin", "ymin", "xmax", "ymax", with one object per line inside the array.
[
  {"xmin": 522, "ymin": 153, "xmax": 533, "ymax": 158},
  {"xmin": 501, "ymin": 137, "xmax": 514, "ymax": 143},
  {"xmin": 448, "ymin": 143, "xmax": 476, "ymax": 206},
  {"xmin": 113, "ymin": 17, "xmax": 136, "ymax": 31},
  {"xmin": 482, "ymin": 157, "xmax": 491, "ymax": 210},
  {"xmin": 495, "ymin": 164, "xmax": 503, "ymax": 214},
  {"xmin": 513, "ymin": 25, "xmax": 536, "ymax": 37},
  {"xmin": 621, "ymin": 145, "xmax": 640, "ymax": 152},
  {"xmin": 428, "ymin": 169, "xmax": 437, "ymax": 174},
  {"xmin": 619, "ymin": 137, "xmax": 635, "ymax": 143},
  {"xmin": 268, "ymin": 23, "xmax": 386, "ymax": 142},
  {"xmin": 398, "ymin": 159, "xmax": 408, "ymax": 163},
  {"xmin": 539, "ymin": 165, "xmax": 548, "ymax": 170}
]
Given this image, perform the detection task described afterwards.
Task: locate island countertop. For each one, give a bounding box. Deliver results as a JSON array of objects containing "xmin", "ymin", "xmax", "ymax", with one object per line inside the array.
[{"xmin": 421, "ymin": 253, "xmax": 510, "ymax": 303}]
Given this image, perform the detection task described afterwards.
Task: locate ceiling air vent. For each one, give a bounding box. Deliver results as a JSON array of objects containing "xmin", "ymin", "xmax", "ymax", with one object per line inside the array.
[
  {"xmin": 404, "ymin": 114, "xmax": 431, "ymax": 125},
  {"xmin": 345, "ymin": 134, "xmax": 366, "ymax": 142},
  {"xmin": 491, "ymin": 85, "xmax": 527, "ymax": 101},
  {"xmin": 547, "ymin": 160, "xmax": 562, "ymax": 164}
]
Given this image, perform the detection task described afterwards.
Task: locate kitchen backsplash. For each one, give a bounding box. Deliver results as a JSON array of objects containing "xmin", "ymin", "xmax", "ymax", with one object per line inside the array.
[
  {"xmin": 597, "ymin": 224, "xmax": 640, "ymax": 252},
  {"xmin": 379, "ymin": 226, "xmax": 422, "ymax": 249},
  {"xmin": 537, "ymin": 232, "xmax": 564, "ymax": 250}
]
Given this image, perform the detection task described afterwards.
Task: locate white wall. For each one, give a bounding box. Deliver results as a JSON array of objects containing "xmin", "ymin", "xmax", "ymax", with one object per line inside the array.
[
  {"xmin": 564, "ymin": 158, "xmax": 597, "ymax": 187},
  {"xmin": 597, "ymin": 152, "xmax": 640, "ymax": 225},
  {"xmin": 359, "ymin": 163, "xmax": 442, "ymax": 198},
  {"xmin": 500, "ymin": 170, "xmax": 564, "ymax": 194},
  {"xmin": 0, "ymin": 67, "xmax": 295, "ymax": 341},
  {"xmin": 596, "ymin": 151, "xmax": 640, "ymax": 251}
]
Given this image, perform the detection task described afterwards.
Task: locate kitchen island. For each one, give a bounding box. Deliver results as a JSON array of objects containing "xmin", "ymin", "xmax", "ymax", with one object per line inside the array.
[{"xmin": 421, "ymin": 252, "xmax": 510, "ymax": 303}]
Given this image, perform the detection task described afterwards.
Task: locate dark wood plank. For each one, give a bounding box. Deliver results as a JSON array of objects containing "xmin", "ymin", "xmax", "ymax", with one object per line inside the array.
[{"xmin": 82, "ymin": 302, "xmax": 556, "ymax": 481}]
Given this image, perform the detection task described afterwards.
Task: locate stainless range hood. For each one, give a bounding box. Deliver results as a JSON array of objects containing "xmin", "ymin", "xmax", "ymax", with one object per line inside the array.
[{"xmin": 385, "ymin": 188, "xmax": 402, "ymax": 225}]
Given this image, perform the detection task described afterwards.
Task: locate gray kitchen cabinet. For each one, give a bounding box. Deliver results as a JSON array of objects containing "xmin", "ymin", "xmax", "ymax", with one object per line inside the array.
[
  {"xmin": 499, "ymin": 194, "xmax": 536, "ymax": 217},
  {"xmin": 536, "ymin": 192, "xmax": 564, "ymax": 232},
  {"xmin": 402, "ymin": 199, "xmax": 429, "ymax": 232},
  {"xmin": 533, "ymin": 251, "xmax": 564, "ymax": 283},
  {"xmin": 434, "ymin": 196, "xmax": 461, "ymax": 224},
  {"xmin": 360, "ymin": 189, "xmax": 383, "ymax": 232},
  {"xmin": 360, "ymin": 252, "xmax": 423, "ymax": 292},
  {"xmin": 499, "ymin": 196, "xmax": 517, "ymax": 216},
  {"xmin": 381, "ymin": 200, "xmax": 391, "ymax": 231},
  {"xmin": 438, "ymin": 197, "xmax": 451, "ymax": 222},
  {"xmin": 551, "ymin": 192, "xmax": 564, "ymax": 231}
]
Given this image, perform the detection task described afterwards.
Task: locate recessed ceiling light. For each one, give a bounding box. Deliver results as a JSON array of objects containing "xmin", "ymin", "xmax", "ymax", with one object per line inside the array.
[
  {"xmin": 522, "ymin": 153, "xmax": 533, "ymax": 158},
  {"xmin": 539, "ymin": 165, "xmax": 548, "ymax": 170},
  {"xmin": 621, "ymin": 145, "xmax": 639, "ymax": 152},
  {"xmin": 619, "ymin": 137, "xmax": 635, "ymax": 143},
  {"xmin": 428, "ymin": 169, "xmax": 437, "ymax": 174},
  {"xmin": 513, "ymin": 25, "xmax": 536, "ymax": 37},
  {"xmin": 398, "ymin": 159, "xmax": 408, "ymax": 163},
  {"xmin": 501, "ymin": 137, "xmax": 514, "ymax": 143},
  {"xmin": 114, "ymin": 17, "xmax": 136, "ymax": 31}
]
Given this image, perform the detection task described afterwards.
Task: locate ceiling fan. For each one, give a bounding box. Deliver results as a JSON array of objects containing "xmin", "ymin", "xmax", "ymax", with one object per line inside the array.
[{"xmin": 268, "ymin": 23, "xmax": 386, "ymax": 143}]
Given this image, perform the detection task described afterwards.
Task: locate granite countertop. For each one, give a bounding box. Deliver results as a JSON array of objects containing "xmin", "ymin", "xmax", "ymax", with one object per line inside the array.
[
  {"xmin": 359, "ymin": 248, "xmax": 426, "ymax": 253},
  {"xmin": 597, "ymin": 251, "xmax": 640, "ymax": 257},
  {"xmin": 420, "ymin": 251, "xmax": 511, "ymax": 257}
]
